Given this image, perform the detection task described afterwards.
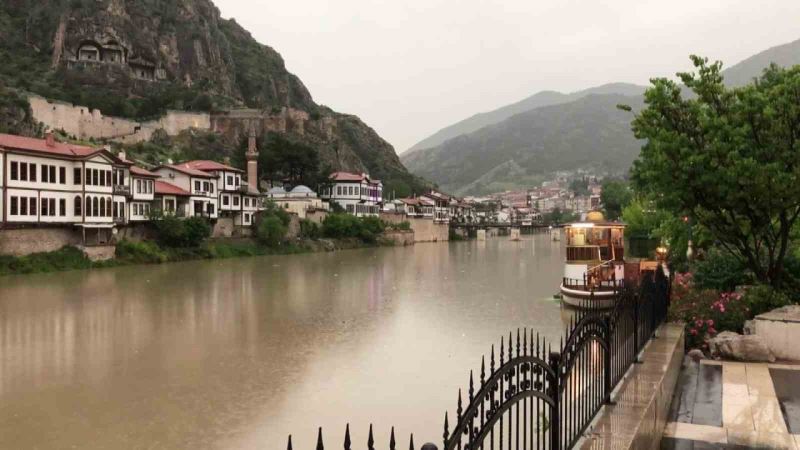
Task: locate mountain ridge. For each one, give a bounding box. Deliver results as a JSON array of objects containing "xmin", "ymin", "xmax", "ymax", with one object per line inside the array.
[{"xmin": 402, "ymin": 37, "xmax": 800, "ymax": 195}]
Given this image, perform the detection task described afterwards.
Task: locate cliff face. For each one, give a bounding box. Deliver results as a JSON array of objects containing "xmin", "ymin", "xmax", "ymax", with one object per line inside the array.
[{"xmin": 0, "ymin": 0, "xmax": 424, "ymax": 194}]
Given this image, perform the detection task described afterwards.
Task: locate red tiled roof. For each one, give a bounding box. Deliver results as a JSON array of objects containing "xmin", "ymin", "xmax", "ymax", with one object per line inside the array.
[
  {"xmin": 0, "ymin": 133, "xmax": 100, "ymax": 158},
  {"xmin": 181, "ymin": 160, "xmax": 243, "ymax": 173},
  {"xmin": 156, "ymin": 164, "xmax": 216, "ymax": 178},
  {"xmin": 155, "ymin": 180, "xmax": 191, "ymax": 196},
  {"xmin": 130, "ymin": 165, "xmax": 160, "ymax": 178},
  {"xmin": 330, "ymin": 171, "xmax": 367, "ymax": 182}
]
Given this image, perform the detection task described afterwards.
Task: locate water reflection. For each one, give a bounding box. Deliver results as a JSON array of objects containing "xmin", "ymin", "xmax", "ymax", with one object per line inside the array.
[{"xmin": 0, "ymin": 234, "xmax": 571, "ymax": 449}]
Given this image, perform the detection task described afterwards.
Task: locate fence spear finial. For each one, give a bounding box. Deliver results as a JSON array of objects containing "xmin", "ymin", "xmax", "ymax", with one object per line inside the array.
[
  {"xmin": 316, "ymin": 427, "xmax": 324, "ymax": 450},
  {"xmin": 287, "ymin": 434, "xmax": 293, "ymax": 450},
  {"xmin": 409, "ymin": 433, "xmax": 415, "ymax": 450},
  {"xmin": 469, "ymin": 370, "xmax": 475, "ymax": 401},
  {"xmin": 344, "ymin": 424, "xmax": 351, "ymax": 450},
  {"xmin": 390, "ymin": 426, "xmax": 396, "ymax": 450},
  {"xmin": 443, "ymin": 411, "xmax": 450, "ymax": 445},
  {"xmin": 367, "ymin": 424, "xmax": 375, "ymax": 450}
]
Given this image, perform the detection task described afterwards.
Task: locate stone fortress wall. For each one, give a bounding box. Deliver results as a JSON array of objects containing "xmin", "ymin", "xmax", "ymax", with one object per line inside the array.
[{"xmin": 28, "ymin": 95, "xmax": 211, "ymax": 144}]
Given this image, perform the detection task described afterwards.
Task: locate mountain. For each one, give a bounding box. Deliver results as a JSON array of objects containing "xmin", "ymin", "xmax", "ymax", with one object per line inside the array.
[
  {"xmin": 406, "ymin": 83, "xmax": 647, "ymax": 154},
  {"xmin": 0, "ymin": 0, "xmax": 426, "ymax": 195},
  {"xmin": 403, "ymin": 38, "xmax": 800, "ymax": 195},
  {"xmin": 402, "ymin": 94, "xmax": 644, "ymax": 195}
]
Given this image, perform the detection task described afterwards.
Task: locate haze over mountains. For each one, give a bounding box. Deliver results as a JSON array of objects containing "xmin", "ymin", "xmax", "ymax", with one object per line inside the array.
[{"xmin": 402, "ymin": 38, "xmax": 800, "ymax": 196}]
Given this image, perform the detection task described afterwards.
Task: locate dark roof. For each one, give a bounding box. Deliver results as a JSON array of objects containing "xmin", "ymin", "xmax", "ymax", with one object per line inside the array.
[
  {"xmin": 155, "ymin": 164, "xmax": 216, "ymax": 179},
  {"xmin": 181, "ymin": 160, "xmax": 244, "ymax": 173}
]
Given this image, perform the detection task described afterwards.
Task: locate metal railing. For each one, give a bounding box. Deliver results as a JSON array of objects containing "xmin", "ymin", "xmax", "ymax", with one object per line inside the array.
[{"xmin": 295, "ymin": 267, "xmax": 670, "ymax": 450}]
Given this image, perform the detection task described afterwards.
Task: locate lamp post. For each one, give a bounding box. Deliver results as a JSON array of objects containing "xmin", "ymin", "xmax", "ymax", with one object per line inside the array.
[{"xmin": 684, "ymin": 215, "xmax": 694, "ymax": 261}]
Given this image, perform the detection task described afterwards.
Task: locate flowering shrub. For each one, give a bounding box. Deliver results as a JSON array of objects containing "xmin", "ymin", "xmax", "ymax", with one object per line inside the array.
[{"xmin": 668, "ymin": 273, "xmax": 750, "ymax": 349}]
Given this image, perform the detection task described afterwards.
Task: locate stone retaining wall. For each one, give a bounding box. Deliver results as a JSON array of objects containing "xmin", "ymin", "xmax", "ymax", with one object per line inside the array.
[
  {"xmin": 380, "ymin": 213, "xmax": 448, "ymax": 243},
  {"xmin": 0, "ymin": 227, "xmax": 81, "ymax": 256},
  {"xmin": 381, "ymin": 230, "xmax": 414, "ymax": 246}
]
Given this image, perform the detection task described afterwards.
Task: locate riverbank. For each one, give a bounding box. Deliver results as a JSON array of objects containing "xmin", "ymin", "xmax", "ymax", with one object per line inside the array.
[{"xmin": 0, "ymin": 237, "xmax": 394, "ymax": 277}]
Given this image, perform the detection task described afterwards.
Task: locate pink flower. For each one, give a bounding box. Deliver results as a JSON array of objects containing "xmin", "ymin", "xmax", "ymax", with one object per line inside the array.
[
  {"xmin": 708, "ymin": 327, "xmax": 717, "ymax": 335},
  {"xmin": 690, "ymin": 328, "xmax": 698, "ymax": 336},
  {"xmin": 706, "ymin": 319, "xmax": 714, "ymax": 327}
]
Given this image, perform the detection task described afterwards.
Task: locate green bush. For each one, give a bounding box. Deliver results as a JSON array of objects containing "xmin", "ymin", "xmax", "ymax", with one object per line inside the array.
[
  {"xmin": 0, "ymin": 246, "xmax": 91, "ymax": 275},
  {"xmin": 743, "ymin": 285, "xmax": 792, "ymax": 317},
  {"xmin": 115, "ymin": 240, "xmax": 168, "ymax": 264},
  {"xmin": 321, "ymin": 213, "xmax": 384, "ymax": 243},
  {"xmin": 691, "ymin": 247, "xmax": 752, "ymax": 292},
  {"xmin": 299, "ymin": 219, "xmax": 321, "ymax": 239},
  {"xmin": 256, "ymin": 216, "xmax": 288, "ymax": 247},
  {"xmin": 152, "ymin": 216, "xmax": 212, "ymax": 248}
]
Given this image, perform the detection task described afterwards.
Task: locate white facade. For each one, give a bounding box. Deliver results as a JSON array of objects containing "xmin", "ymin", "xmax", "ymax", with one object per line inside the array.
[
  {"xmin": 320, "ymin": 172, "xmax": 382, "ymax": 217},
  {"xmin": 153, "ymin": 166, "xmax": 219, "ymax": 219}
]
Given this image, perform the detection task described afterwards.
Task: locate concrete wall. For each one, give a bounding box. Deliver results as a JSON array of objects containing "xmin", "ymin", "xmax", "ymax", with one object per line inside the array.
[
  {"xmin": 381, "ymin": 230, "xmax": 415, "ymax": 246},
  {"xmin": 380, "ymin": 213, "xmax": 448, "ymax": 243},
  {"xmin": 212, "ymin": 218, "xmax": 234, "ymax": 238},
  {"xmin": 0, "ymin": 227, "xmax": 82, "ymax": 256},
  {"xmin": 80, "ymin": 245, "xmax": 115, "ymax": 261},
  {"xmin": 305, "ymin": 209, "xmax": 328, "ymax": 225},
  {"xmin": 29, "ymin": 95, "xmax": 210, "ymax": 144}
]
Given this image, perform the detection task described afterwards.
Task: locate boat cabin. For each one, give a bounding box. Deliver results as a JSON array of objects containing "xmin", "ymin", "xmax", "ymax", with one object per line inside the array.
[{"xmin": 562, "ymin": 211, "xmax": 625, "ymax": 293}]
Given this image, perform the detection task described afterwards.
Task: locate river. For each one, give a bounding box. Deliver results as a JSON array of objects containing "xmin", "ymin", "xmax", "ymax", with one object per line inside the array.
[{"xmin": 0, "ymin": 234, "xmax": 571, "ymax": 449}]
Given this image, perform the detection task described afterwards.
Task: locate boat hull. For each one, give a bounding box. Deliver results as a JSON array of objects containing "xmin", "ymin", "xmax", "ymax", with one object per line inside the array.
[{"xmin": 559, "ymin": 284, "xmax": 617, "ymax": 309}]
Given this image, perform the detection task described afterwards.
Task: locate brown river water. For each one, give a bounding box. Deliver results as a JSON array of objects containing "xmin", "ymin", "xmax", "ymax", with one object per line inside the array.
[{"xmin": 0, "ymin": 234, "xmax": 572, "ymax": 449}]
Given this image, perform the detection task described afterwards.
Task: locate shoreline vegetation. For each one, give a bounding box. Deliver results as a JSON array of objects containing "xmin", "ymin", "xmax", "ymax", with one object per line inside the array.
[
  {"xmin": 0, "ymin": 237, "xmax": 394, "ymax": 277},
  {"xmin": 0, "ymin": 211, "xmax": 418, "ymax": 277}
]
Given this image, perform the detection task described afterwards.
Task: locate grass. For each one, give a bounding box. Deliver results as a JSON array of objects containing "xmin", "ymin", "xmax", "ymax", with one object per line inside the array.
[{"xmin": 0, "ymin": 237, "xmax": 387, "ymax": 277}]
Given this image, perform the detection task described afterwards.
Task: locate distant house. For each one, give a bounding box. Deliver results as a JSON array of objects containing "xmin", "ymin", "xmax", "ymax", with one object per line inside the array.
[
  {"xmin": 419, "ymin": 191, "xmax": 451, "ymax": 223},
  {"xmin": 153, "ymin": 164, "xmax": 219, "ymax": 219},
  {"xmin": 0, "ymin": 132, "xmax": 132, "ymax": 245},
  {"xmin": 396, "ymin": 197, "xmax": 434, "ymax": 219},
  {"xmin": 319, "ymin": 172, "xmax": 383, "ymax": 217},
  {"xmin": 266, "ymin": 185, "xmax": 328, "ymax": 219},
  {"xmin": 154, "ymin": 180, "xmax": 192, "ymax": 217}
]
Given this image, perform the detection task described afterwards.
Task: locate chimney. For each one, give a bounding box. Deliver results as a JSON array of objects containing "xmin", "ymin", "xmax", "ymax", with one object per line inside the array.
[
  {"xmin": 118, "ymin": 150, "xmax": 127, "ymax": 161},
  {"xmin": 45, "ymin": 130, "xmax": 55, "ymax": 147},
  {"xmin": 245, "ymin": 124, "xmax": 259, "ymax": 191}
]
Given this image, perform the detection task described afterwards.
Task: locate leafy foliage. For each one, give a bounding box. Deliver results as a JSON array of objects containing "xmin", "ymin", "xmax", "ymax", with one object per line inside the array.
[
  {"xmin": 630, "ymin": 57, "xmax": 800, "ymax": 287},
  {"xmin": 256, "ymin": 216, "xmax": 287, "ymax": 247},
  {"xmin": 321, "ymin": 213, "xmax": 386, "ymax": 243},
  {"xmin": 600, "ymin": 180, "xmax": 631, "ymax": 220},
  {"xmin": 742, "ymin": 285, "xmax": 792, "ymax": 318},
  {"xmin": 152, "ymin": 215, "xmax": 212, "ymax": 248},
  {"xmin": 691, "ymin": 247, "xmax": 753, "ymax": 292},
  {"xmin": 299, "ymin": 219, "xmax": 321, "ymax": 239}
]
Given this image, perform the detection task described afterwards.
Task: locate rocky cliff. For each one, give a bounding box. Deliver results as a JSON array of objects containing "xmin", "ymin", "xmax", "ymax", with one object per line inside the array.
[{"xmin": 0, "ymin": 0, "xmax": 424, "ymax": 195}]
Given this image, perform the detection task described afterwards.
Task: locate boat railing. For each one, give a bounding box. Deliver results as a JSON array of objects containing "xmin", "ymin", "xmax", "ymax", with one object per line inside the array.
[{"xmin": 562, "ymin": 277, "xmax": 623, "ymax": 292}]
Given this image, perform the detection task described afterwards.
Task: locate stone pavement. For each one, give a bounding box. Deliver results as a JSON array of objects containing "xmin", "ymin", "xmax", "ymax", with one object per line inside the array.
[{"xmin": 662, "ymin": 359, "xmax": 800, "ymax": 449}]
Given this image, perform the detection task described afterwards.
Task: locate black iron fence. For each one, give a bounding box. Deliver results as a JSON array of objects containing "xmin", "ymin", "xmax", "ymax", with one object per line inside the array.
[{"xmin": 292, "ymin": 267, "xmax": 670, "ymax": 450}]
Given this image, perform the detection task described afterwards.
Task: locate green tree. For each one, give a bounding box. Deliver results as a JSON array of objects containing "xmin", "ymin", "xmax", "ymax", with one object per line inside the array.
[
  {"xmin": 256, "ymin": 216, "xmax": 287, "ymax": 247},
  {"xmin": 600, "ymin": 180, "xmax": 631, "ymax": 220},
  {"xmin": 629, "ymin": 57, "xmax": 800, "ymax": 287}
]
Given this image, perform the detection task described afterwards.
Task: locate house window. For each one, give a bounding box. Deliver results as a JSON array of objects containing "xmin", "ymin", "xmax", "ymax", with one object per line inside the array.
[
  {"xmin": 222, "ymin": 195, "xmax": 229, "ymax": 206},
  {"xmin": 106, "ymin": 171, "xmax": 111, "ymax": 186},
  {"xmin": 207, "ymin": 203, "xmax": 215, "ymax": 215},
  {"xmin": 203, "ymin": 181, "xmax": 210, "ymax": 192},
  {"xmin": 165, "ymin": 199, "xmax": 175, "ymax": 212},
  {"xmin": 74, "ymin": 168, "xmax": 81, "ymax": 185},
  {"xmin": 59, "ymin": 199, "xmax": 66, "ymax": 216},
  {"xmin": 41, "ymin": 197, "xmax": 48, "ymax": 216},
  {"xmin": 29, "ymin": 164, "xmax": 37, "ymax": 182},
  {"xmin": 336, "ymin": 186, "xmax": 342, "ymax": 196},
  {"xmin": 10, "ymin": 197, "xmax": 18, "ymax": 215},
  {"xmin": 195, "ymin": 180, "xmax": 201, "ymax": 192},
  {"xmin": 235, "ymin": 177, "xmax": 240, "ymax": 186},
  {"xmin": 29, "ymin": 198, "xmax": 37, "ymax": 216},
  {"xmin": 49, "ymin": 166, "xmax": 56, "ymax": 184},
  {"xmin": 10, "ymin": 162, "xmax": 18, "ymax": 180},
  {"xmin": 20, "ymin": 197, "xmax": 28, "ymax": 215},
  {"xmin": 93, "ymin": 169, "xmax": 99, "ymax": 186},
  {"xmin": 233, "ymin": 196, "xmax": 239, "ymax": 206},
  {"xmin": 19, "ymin": 162, "xmax": 28, "ymax": 181},
  {"xmin": 60, "ymin": 167, "xmax": 66, "ymax": 184},
  {"xmin": 75, "ymin": 196, "xmax": 82, "ymax": 216},
  {"xmin": 100, "ymin": 197, "xmax": 106, "ymax": 217},
  {"xmin": 107, "ymin": 198, "xmax": 112, "ymax": 217},
  {"xmin": 99, "ymin": 169, "xmax": 106, "ymax": 186},
  {"xmin": 227, "ymin": 175, "xmax": 233, "ymax": 186},
  {"xmin": 136, "ymin": 179, "xmax": 142, "ymax": 193},
  {"xmin": 244, "ymin": 198, "xmax": 250, "ymax": 207},
  {"xmin": 209, "ymin": 183, "xmax": 214, "ymax": 194},
  {"xmin": 93, "ymin": 197, "xmax": 99, "ymax": 217}
]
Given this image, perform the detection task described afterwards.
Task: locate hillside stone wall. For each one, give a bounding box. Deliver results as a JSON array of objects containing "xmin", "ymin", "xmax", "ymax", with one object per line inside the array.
[{"xmin": 28, "ymin": 95, "xmax": 210, "ymax": 144}]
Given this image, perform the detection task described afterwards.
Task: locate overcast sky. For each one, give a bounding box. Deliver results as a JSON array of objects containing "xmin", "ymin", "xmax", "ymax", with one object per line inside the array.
[{"xmin": 214, "ymin": 0, "xmax": 800, "ymax": 154}]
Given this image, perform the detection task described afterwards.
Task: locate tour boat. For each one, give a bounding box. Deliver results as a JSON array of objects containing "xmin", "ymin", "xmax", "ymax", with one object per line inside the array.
[{"xmin": 559, "ymin": 211, "xmax": 625, "ymax": 308}]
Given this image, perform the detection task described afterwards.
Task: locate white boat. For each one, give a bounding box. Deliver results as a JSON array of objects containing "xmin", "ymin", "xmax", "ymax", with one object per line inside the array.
[{"xmin": 559, "ymin": 211, "xmax": 625, "ymax": 308}]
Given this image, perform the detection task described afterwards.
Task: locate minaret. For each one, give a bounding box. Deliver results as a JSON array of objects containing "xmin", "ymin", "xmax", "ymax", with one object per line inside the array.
[{"xmin": 246, "ymin": 125, "xmax": 259, "ymax": 191}]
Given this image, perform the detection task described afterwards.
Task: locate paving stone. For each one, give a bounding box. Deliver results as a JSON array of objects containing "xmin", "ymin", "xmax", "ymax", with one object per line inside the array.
[{"xmin": 770, "ymin": 368, "xmax": 800, "ymax": 433}]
